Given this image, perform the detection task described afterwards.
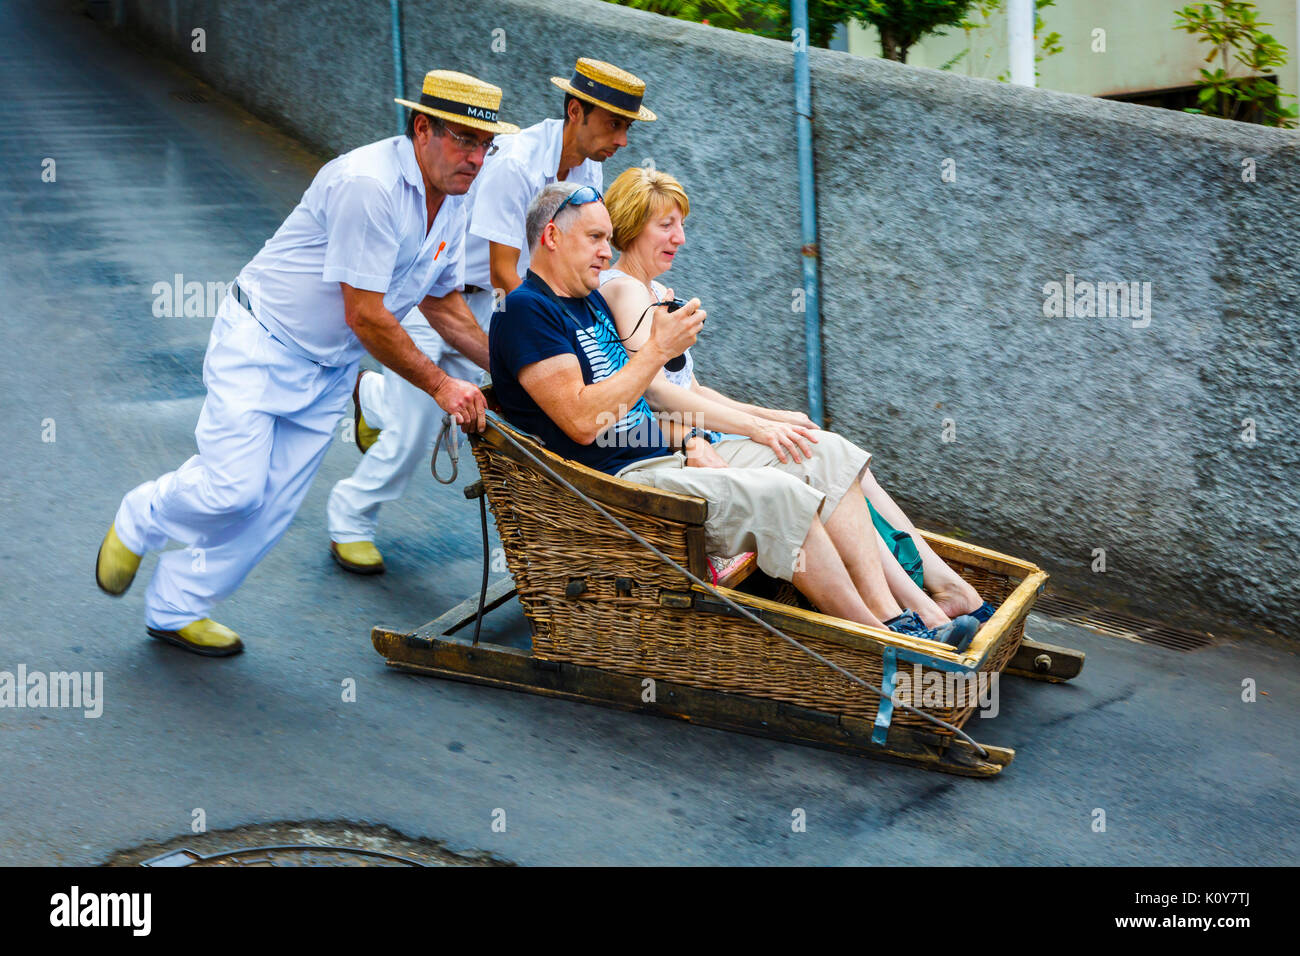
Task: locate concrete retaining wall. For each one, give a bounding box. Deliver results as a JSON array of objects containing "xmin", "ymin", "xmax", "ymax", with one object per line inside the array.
[{"xmin": 114, "ymin": 0, "xmax": 1300, "ymax": 633}]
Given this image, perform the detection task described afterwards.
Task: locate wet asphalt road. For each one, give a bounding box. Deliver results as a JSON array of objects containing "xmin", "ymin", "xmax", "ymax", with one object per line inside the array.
[{"xmin": 0, "ymin": 0, "xmax": 1296, "ymax": 866}]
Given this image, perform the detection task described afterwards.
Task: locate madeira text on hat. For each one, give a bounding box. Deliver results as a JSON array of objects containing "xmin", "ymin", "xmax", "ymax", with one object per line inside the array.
[
  {"xmin": 550, "ymin": 58, "xmax": 656, "ymax": 122},
  {"xmin": 395, "ymin": 70, "xmax": 520, "ymax": 135}
]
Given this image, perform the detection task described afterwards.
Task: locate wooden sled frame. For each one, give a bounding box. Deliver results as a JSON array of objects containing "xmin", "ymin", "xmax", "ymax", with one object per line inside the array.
[{"xmin": 372, "ymin": 414, "xmax": 1085, "ymax": 778}]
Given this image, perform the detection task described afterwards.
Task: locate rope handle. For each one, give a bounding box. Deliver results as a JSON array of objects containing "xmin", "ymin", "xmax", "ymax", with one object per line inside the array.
[{"xmin": 431, "ymin": 414, "xmax": 460, "ymax": 485}]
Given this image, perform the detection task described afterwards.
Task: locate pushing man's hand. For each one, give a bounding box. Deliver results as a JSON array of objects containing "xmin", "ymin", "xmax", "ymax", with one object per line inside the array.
[{"xmin": 432, "ymin": 376, "xmax": 486, "ymax": 433}]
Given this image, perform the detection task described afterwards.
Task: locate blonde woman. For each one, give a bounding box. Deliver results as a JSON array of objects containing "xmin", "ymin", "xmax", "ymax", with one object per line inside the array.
[{"xmin": 598, "ymin": 167, "xmax": 993, "ymax": 631}]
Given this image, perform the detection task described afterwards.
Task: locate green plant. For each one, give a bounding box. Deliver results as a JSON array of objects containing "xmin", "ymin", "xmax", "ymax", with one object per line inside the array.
[
  {"xmin": 722, "ymin": 0, "xmax": 859, "ymax": 48},
  {"xmin": 1174, "ymin": 1, "xmax": 1298, "ymax": 127},
  {"xmin": 612, "ymin": 0, "xmax": 747, "ymax": 32},
  {"xmin": 600, "ymin": 0, "xmax": 978, "ymax": 54},
  {"xmin": 736, "ymin": 0, "xmax": 978, "ymax": 56},
  {"xmin": 941, "ymin": 0, "xmax": 1063, "ymax": 79},
  {"xmin": 857, "ymin": 0, "xmax": 977, "ymax": 62}
]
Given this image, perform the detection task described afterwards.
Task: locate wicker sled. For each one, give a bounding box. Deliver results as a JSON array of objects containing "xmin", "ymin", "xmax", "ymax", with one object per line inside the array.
[{"xmin": 372, "ymin": 410, "xmax": 1084, "ymax": 777}]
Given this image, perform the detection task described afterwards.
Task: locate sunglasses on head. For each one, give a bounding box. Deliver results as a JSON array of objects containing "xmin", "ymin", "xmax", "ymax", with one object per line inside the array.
[{"xmin": 548, "ymin": 184, "xmax": 603, "ymax": 225}]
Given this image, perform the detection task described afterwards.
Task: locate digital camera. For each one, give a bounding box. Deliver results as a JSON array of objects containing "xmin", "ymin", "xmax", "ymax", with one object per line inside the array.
[{"xmin": 664, "ymin": 298, "xmax": 690, "ymax": 372}]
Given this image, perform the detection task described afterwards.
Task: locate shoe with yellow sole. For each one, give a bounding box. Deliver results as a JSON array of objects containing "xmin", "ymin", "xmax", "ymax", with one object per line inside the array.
[
  {"xmin": 353, "ymin": 369, "xmax": 381, "ymax": 454},
  {"xmin": 331, "ymin": 540, "xmax": 385, "ymax": 575},
  {"xmin": 95, "ymin": 524, "xmax": 142, "ymax": 596},
  {"xmin": 147, "ymin": 618, "xmax": 244, "ymax": 657}
]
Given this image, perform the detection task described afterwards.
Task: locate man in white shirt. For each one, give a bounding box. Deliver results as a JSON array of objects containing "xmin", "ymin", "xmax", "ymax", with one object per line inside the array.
[
  {"xmin": 94, "ymin": 71, "xmax": 518, "ymax": 657},
  {"xmin": 326, "ymin": 59, "xmax": 656, "ymax": 574}
]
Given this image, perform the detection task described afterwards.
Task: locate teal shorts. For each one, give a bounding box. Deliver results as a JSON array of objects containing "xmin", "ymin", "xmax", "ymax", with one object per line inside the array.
[{"xmin": 868, "ymin": 500, "xmax": 924, "ymax": 588}]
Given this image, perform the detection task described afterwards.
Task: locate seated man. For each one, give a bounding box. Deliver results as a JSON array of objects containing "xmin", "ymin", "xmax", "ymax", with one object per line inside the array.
[{"xmin": 489, "ymin": 182, "xmax": 979, "ymax": 649}]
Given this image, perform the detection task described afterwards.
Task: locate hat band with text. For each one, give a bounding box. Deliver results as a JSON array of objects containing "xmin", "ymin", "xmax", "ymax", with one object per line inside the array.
[
  {"xmin": 418, "ymin": 92, "xmax": 499, "ymax": 124},
  {"xmin": 570, "ymin": 72, "xmax": 642, "ymax": 114}
]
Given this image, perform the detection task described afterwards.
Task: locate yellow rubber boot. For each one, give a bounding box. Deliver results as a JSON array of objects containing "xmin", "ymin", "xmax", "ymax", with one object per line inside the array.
[
  {"xmin": 95, "ymin": 525, "xmax": 142, "ymax": 596},
  {"xmin": 353, "ymin": 370, "xmax": 381, "ymax": 453},
  {"xmin": 147, "ymin": 619, "xmax": 244, "ymax": 657},
  {"xmin": 331, "ymin": 540, "xmax": 385, "ymax": 575},
  {"xmin": 356, "ymin": 411, "xmax": 381, "ymax": 454}
]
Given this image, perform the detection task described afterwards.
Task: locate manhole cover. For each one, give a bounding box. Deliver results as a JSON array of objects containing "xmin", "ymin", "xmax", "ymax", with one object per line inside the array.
[
  {"xmin": 142, "ymin": 845, "xmax": 424, "ymax": 867},
  {"xmin": 105, "ymin": 821, "xmax": 510, "ymax": 867}
]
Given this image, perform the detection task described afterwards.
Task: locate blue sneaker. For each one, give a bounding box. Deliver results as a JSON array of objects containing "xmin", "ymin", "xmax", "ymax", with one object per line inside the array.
[
  {"xmin": 970, "ymin": 601, "xmax": 997, "ymax": 624},
  {"xmin": 886, "ymin": 611, "xmax": 980, "ymax": 653},
  {"xmin": 884, "ymin": 609, "xmax": 928, "ymax": 638},
  {"xmin": 928, "ymin": 615, "xmax": 980, "ymax": 653}
]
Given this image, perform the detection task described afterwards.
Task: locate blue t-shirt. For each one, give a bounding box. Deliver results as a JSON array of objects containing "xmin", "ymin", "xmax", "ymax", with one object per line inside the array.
[{"xmin": 489, "ymin": 273, "xmax": 674, "ymax": 475}]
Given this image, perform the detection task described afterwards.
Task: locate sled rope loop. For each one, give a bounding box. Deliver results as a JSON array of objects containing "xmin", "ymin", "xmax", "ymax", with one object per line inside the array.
[
  {"xmin": 431, "ymin": 414, "xmax": 460, "ymax": 485},
  {"xmin": 479, "ymin": 410, "xmax": 989, "ymax": 758}
]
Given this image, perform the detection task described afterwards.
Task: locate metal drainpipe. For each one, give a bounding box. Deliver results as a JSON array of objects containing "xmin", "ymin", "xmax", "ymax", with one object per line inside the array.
[
  {"xmin": 791, "ymin": 0, "xmax": 825, "ymax": 427},
  {"xmin": 391, "ymin": 0, "xmax": 406, "ymax": 135}
]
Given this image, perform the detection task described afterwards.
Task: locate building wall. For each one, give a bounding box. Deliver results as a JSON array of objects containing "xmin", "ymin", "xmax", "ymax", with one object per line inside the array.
[
  {"xmin": 113, "ymin": 0, "xmax": 1300, "ymax": 634},
  {"xmin": 847, "ymin": 0, "xmax": 1300, "ymax": 102}
]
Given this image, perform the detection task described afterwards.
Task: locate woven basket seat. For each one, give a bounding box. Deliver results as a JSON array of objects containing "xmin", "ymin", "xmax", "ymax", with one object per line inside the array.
[{"xmin": 469, "ymin": 411, "xmax": 1047, "ymax": 737}]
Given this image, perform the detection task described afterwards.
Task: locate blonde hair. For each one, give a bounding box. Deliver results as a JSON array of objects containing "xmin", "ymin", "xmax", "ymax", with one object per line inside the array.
[{"xmin": 604, "ymin": 166, "xmax": 690, "ymax": 252}]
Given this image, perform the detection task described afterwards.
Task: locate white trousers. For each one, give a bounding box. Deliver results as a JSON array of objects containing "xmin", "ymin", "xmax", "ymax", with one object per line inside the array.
[
  {"xmin": 114, "ymin": 296, "xmax": 356, "ymax": 630},
  {"xmin": 326, "ymin": 290, "xmax": 493, "ymax": 543}
]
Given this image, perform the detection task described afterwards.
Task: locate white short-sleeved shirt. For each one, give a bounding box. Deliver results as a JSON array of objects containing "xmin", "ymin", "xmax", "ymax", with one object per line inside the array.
[
  {"xmin": 236, "ymin": 135, "xmax": 466, "ymax": 367},
  {"xmin": 462, "ymin": 118, "xmax": 602, "ymax": 290}
]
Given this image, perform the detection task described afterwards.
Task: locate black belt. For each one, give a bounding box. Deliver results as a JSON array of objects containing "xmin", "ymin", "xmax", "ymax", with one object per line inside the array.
[
  {"xmin": 231, "ymin": 280, "xmax": 257, "ymax": 316},
  {"xmin": 230, "ymin": 281, "xmax": 324, "ymax": 367}
]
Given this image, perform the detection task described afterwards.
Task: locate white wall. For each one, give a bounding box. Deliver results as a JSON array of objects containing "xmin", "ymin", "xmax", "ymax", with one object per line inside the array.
[{"xmin": 847, "ymin": 0, "xmax": 1300, "ymax": 102}]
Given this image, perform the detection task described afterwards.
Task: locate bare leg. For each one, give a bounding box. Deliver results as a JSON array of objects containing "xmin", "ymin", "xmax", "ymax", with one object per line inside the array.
[
  {"xmin": 819, "ymin": 481, "xmax": 906, "ymax": 622},
  {"xmin": 875, "ymin": 530, "xmax": 950, "ymax": 627},
  {"xmin": 860, "ymin": 467, "xmax": 983, "ymax": 617},
  {"xmin": 792, "ymin": 517, "xmax": 897, "ymax": 628}
]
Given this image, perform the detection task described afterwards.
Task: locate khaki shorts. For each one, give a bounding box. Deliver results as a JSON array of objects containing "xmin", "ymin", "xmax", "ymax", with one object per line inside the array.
[{"xmin": 616, "ymin": 431, "xmax": 871, "ymax": 581}]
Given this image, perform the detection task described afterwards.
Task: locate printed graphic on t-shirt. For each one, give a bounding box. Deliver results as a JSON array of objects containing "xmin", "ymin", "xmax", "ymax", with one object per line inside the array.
[{"xmin": 575, "ymin": 307, "xmax": 656, "ymax": 441}]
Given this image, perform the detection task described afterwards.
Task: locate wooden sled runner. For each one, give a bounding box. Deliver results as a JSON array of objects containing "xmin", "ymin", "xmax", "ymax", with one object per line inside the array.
[{"xmin": 372, "ymin": 412, "xmax": 1085, "ymax": 777}]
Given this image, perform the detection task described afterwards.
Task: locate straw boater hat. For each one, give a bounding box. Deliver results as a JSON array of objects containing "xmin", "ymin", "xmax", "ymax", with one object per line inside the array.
[
  {"xmin": 395, "ymin": 70, "xmax": 520, "ymax": 135},
  {"xmin": 550, "ymin": 58, "xmax": 657, "ymax": 122}
]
